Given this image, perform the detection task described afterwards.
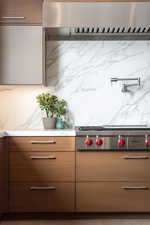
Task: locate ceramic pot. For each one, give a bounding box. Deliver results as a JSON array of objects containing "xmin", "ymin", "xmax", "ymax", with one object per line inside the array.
[
  {"xmin": 42, "ymin": 117, "xmax": 56, "ymax": 129},
  {"xmin": 56, "ymin": 118, "xmax": 64, "ymax": 129}
]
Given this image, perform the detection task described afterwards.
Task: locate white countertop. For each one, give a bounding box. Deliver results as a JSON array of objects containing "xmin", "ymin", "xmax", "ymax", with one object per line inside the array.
[
  {"xmin": 0, "ymin": 129, "xmax": 76, "ymax": 137},
  {"xmin": 0, "ymin": 131, "xmax": 5, "ymax": 138}
]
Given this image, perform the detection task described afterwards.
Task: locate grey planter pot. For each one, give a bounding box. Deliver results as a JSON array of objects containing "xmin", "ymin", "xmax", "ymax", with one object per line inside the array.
[{"xmin": 42, "ymin": 117, "xmax": 56, "ymax": 129}]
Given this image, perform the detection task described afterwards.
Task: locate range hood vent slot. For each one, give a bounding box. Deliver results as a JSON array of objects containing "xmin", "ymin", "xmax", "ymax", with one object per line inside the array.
[
  {"xmin": 43, "ymin": 2, "xmax": 150, "ymax": 39},
  {"xmin": 73, "ymin": 27, "xmax": 150, "ymax": 35}
]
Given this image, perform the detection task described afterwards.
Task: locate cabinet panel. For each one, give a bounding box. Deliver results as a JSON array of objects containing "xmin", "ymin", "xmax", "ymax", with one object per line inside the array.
[
  {"xmin": 76, "ymin": 182, "xmax": 150, "ymax": 212},
  {"xmin": 8, "ymin": 137, "xmax": 75, "ymax": 151},
  {"xmin": 0, "ymin": 138, "xmax": 8, "ymax": 213},
  {"xmin": 0, "ymin": 0, "xmax": 42, "ymax": 25},
  {"xmin": 77, "ymin": 152, "xmax": 150, "ymax": 181},
  {"xmin": 9, "ymin": 151, "xmax": 75, "ymax": 182},
  {"xmin": 10, "ymin": 182, "xmax": 75, "ymax": 212},
  {"xmin": 0, "ymin": 26, "xmax": 44, "ymax": 84}
]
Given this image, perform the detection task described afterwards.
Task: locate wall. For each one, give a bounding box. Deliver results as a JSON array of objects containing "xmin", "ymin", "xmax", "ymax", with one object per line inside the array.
[{"xmin": 0, "ymin": 40, "xmax": 150, "ymax": 130}]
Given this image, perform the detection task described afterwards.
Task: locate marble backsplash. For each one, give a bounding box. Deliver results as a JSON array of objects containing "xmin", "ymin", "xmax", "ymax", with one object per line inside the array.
[{"xmin": 0, "ymin": 40, "xmax": 150, "ymax": 130}]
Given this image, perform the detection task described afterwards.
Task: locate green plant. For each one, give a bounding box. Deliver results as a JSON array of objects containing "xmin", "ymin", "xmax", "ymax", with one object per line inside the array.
[
  {"xmin": 36, "ymin": 93, "xmax": 58, "ymax": 118},
  {"xmin": 55, "ymin": 99, "xmax": 67, "ymax": 119}
]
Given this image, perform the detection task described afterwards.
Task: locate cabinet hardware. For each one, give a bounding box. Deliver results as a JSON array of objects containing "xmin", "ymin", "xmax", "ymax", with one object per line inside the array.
[
  {"xmin": 121, "ymin": 156, "xmax": 148, "ymax": 159},
  {"xmin": 121, "ymin": 186, "xmax": 148, "ymax": 190},
  {"xmin": 1, "ymin": 16, "xmax": 26, "ymax": 19},
  {"xmin": 30, "ymin": 141, "xmax": 56, "ymax": 144},
  {"xmin": 29, "ymin": 186, "xmax": 56, "ymax": 191},
  {"xmin": 30, "ymin": 156, "xmax": 56, "ymax": 160}
]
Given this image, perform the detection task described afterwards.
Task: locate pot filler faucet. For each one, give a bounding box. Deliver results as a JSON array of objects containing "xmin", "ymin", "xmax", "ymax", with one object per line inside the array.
[{"xmin": 110, "ymin": 77, "xmax": 141, "ymax": 93}]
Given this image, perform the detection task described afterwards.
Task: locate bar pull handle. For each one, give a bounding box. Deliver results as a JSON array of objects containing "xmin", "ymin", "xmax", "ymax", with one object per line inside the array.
[
  {"xmin": 121, "ymin": 186, "xmax": 148, "ymax": 190},
  {"xmin": 30, "ymin": 156, "xmax": 56, "ymax": 160},
  {"xmin": 121, "ymin": 156, "xmax": 148, "ymax": 159},
  {"xmin": 30, "ymin": 141, "xmax": 56, "ymax": 144},
  {"xmin": 1, "ymin": 16, "xmax": 26, "ymax": 19},
  {"xmin": 30, "ymin": 186, "xmax": 56, "ymax": 191}
]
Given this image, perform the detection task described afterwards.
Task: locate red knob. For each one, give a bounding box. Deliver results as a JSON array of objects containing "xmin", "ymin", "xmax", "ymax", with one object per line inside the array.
[
  {"xmin": 118, "ymin": 139, "xmax": 126, "ymax": 147},
  {"xmin": 96, "ymin": 138, "xmax": 103, "ymax": 146},
  {"xmin": 145, "ymin": 139, "xmax": 150, "ymax": 146},
  {"xmin": 85, "ymin": 138, "xmax": 93, "ymax": 146}
]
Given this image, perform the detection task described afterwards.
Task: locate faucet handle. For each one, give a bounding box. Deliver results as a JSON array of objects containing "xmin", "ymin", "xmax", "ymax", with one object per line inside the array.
[{"xmin": 111, "ymin": 78, "xmax": 118, "ymax": 82}]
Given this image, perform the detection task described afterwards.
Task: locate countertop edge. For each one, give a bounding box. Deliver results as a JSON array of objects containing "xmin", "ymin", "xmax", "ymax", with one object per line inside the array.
[{"xmin": 0, "ymin": 130, "xmax": 76, "ymax": 137}]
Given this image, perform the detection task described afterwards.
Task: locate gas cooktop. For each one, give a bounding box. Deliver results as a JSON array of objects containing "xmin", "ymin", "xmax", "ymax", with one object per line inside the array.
[{"xmin": 76, "ymin": 125, "xmax": 150, "ymax": 151}]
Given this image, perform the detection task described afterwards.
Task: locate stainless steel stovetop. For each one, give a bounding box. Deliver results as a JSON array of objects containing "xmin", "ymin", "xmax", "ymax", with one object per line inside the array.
[{"xmin": 75, "ymin": 125, "xmax": 150, "ymax": 151}]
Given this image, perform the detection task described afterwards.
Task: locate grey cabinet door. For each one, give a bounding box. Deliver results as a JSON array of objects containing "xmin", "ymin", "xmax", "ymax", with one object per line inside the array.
[{"xmin": 0, "ymin": 26, "xmax": 44, "ymax": 84}]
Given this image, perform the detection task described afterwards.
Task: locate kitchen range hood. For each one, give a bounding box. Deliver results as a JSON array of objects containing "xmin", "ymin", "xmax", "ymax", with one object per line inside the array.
[{"xmin": 43, "ymin": 1, "xmax": 150, "ymax": 39}]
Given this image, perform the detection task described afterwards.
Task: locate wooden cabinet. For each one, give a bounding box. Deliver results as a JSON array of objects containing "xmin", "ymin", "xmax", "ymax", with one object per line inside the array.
[
  {"xmin": 0, "ymin": 0, "xmax": 42, "ymax": 25},
  {"xmin": 10, "ymin": 183, "xmax": 75, "ymax": 212},
  {"xmin": 9, "ymin": 151, "xmax": 75, "ymax": 182},
  {"xmin": 76, "ymin": 151, "xmax": 150, "ymax": 212},
  {"xmin": 0, "ymin": 26, "xmax": 44, "ymax": 84},
  {"xmin": 8, "ymin": 136, "xmax": 150, "ymax": 213},
  {"xmin": 77, "ymin": 152, "xmax": 150, "ymax": 181},
  {"xmin": 8, "ymin": 136, "xmax": 75, "ymax": 151},
  {"xmin": 76, "ymin": 182, "xmax": 150, "ymax": 212},
  {"xmin": 8, "ymin": 136, "xmax": 75, "ymax": 213},
  {"xmin": 0, "ymin": 138, "xmax": 8, "ymax": 213}
]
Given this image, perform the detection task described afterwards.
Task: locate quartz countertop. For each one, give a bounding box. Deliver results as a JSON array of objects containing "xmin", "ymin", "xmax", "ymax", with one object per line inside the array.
[
  {"xmin": 0, "ymin": 132, "xmax": 5, "ymax": 138},
  {"xmin": 0, "ymin": 129, "xmax": 76, "ymax": 137}
]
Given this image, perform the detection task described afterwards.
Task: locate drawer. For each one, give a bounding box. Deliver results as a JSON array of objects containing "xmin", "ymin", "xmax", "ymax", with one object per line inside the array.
[
  {"xmin": 0, "ymin": 0, "xmax": 42, "ymax": 25},
  {"xmin": 8, "ymin": 137, "xmax": 75, "ymax": 152},
  {"xmin": 9, "ymin": 152, "xmax": 75, "ymax": 182},
  {"xmin": 77, "ymin": 152, "xmax": 150, "ymax": 181},
  {"xmin": 9, "ymin": 183, "xmax": 75, "ymax": 212},
  {"xmin": 76, "ymin": 182, "xmax": 150, "ymax": 212}
]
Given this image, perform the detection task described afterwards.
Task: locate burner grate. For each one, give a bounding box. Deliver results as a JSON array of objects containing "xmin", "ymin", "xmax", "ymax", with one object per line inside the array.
[{"xmin": 77, "ymin": 125, "xmax": 150, "ymax": 131}]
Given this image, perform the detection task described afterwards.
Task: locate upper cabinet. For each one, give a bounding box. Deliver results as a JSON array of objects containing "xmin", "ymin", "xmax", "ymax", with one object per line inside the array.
[
  {"xmin": 0, "ymin": 26, "xmax": 44, "ymax": 85},
  {"xmin": 0, "ymin": 0, "xmax": 42, "ymax": 25}
]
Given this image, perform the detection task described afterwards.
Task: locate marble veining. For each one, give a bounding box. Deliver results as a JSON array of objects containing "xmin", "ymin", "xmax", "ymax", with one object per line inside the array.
[{"xmin": 0, "ymin": 40, "xmax": 150, "ymax": 129}]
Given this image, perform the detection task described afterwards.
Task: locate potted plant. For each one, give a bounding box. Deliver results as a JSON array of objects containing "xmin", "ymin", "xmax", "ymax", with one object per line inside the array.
[
  {"xmin": 36, "ymin": 93, "xmax": 58, "ymax": 129},
  {"xmin": 55, "ymin": 99, "xmax": 67, "ymax": 129}
]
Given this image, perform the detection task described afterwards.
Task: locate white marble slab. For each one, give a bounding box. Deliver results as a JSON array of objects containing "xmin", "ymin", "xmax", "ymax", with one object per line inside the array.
[
  {"xmin": 4, "ymin": 129, "xmax": 75, "ymax": 137},
  {"xmin": 1, "ymin": 41, "xmax": 150, "ymax": 129}
]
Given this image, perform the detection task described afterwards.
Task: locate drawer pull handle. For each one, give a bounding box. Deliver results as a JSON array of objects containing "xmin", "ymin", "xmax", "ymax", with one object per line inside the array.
[
  {"xmin": 1, "ymin": 16, "xmax": 26, "ymax": 19},
  {"xmin": 30, "ymin": 156, "xmax": 56, "ymax": 160},
  {"xmin": 121, "ymin": 186, "xmax": 148, "ymax": 190},
  {"xmin": 30, "ymin": 141, "xmax": 56, "ymax": 144},
  {"xmin": 30, "ymin": 186, "xmax": 56, "ymax": 191},
  {"xmin": 121, "ymin": 156, "xmax": 148, "ymax": 159}
]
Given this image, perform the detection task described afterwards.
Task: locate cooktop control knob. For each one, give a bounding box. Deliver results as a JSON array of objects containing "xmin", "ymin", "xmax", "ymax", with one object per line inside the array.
[
  {"xmin": 145, "ymin": 135, "xmax": 150, "ymax": 146},
  {"xmin": 118, "ymin": 137, "xmax": 126, "ymax": 147},
  {"xmin": 85, "ymin": 135, "xmax": 93, "ymax": 146},
  {"xmin": 96, "ymin": 136, "xmax": 103, "ymax": 146}
]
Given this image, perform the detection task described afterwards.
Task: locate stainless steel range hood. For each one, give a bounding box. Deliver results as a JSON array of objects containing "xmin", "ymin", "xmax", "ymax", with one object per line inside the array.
[{"xmin": 43, "ymin": 1, "xmax": 150, "ymax": 39}]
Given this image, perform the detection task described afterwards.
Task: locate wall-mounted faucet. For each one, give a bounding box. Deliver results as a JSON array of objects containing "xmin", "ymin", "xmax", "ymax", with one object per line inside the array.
[{"xmin": 110, "ymin": 77, "xmax": 141, "ymax": 93}]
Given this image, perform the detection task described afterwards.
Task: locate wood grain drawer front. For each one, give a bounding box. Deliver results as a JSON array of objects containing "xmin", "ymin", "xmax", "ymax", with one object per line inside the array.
[
  {"xmin": 77, "ymin": 152, "xmax": 150, "ymax": 181},
  {"xmin": 9, "ymin": 152, "xmax": 75, "ymax": 182},
  {"xmin": 0, "ymin": 0, "xmax": 42, "ymax": 25},
  {"xmin": 76, "ymin": 182, "xmax": 150, "ymax": 212},
  {"xmin": 8, "ymin": 137, "xmax": 75, "ymax": 152},
  {"xmin": 9, "ymin": 183, "xmax": 75, "ymax": 212}
]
